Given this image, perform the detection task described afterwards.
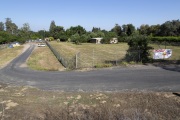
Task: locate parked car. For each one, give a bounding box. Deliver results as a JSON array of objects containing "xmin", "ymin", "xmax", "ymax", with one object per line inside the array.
[{"xmin": 37, "ymin": 43, "xmax": 46, "ymax": 47}]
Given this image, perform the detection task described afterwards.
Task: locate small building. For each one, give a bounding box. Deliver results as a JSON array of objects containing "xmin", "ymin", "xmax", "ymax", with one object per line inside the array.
[
  {"xmin": 10, "ymin": 42, "xmax": 20, "ymax": 48},
  {"xmin": 110, "ymin": 38, "xmax": 118, "ymax": 44},
  {"xmin": 90, "ymin": 38, "xmax": 103, "ymax": 44}
]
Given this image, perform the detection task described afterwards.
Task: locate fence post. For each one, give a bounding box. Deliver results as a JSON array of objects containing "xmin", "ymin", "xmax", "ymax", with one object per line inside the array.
[
  {"xmin": 76, "ymin": 52, "xmax": 80, "ymax": 69},
  {"xmin": 116, "ymin": 55, "xmax": 117, "ymax": 66},
  {"xmin": 76, "ymin": 53, "xmax": 78, "ymax": 69},
  {"xmin": 92, "ymin": 49, "xmax": 94, "ymax": 67}
]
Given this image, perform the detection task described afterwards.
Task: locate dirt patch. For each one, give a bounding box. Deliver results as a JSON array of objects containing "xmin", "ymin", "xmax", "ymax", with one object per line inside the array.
[{"xmin": 0, "ymin": 83, "xmax": 179, "ymax": 120}]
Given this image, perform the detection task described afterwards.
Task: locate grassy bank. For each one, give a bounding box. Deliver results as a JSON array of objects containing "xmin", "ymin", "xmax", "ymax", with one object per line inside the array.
[
  {"xmin": 0, "ymin": 46, "xmax": 23, "ymax": 68},
  {"xmin": 27, "ymin": 46, "xmax": 64, "ymax": 71},
  {"xmin": 0, "ymin": 84, "xmax": 179, "ymax": 120}
]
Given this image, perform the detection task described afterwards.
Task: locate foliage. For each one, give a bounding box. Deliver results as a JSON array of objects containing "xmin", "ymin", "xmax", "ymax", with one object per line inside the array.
[
  {"xmin": 159, "ymin": 20, "xmax": 180, "ymax": 36},
  {"xmin": 111, "ymin": 24, "xmax": 122, "ymax": 36},
  {"xmin": 102, "ymin": 32, "xmax": 117, "ymax": 44},
  {"xmin": 49, "ymin": 37, "xmax": 54, "ymax": 41},
  {"xmin": 1, "ymin": 18, "xmax": 180, "ymax": 45},
  {"xmin": 121, "ymin": 24, "xmax": 136, "ymax": 36},
  {"xmin": 125, "ymin": 35, "xmax": 151, "ymax": 63},
  {"xmin": 0, "ymin": 22, "xmax": 4, "ymax": 31},
  {"xmin": 150, "ymin": 36, "xmax": 180, "ymax": 42},
  {"xmin": 5, "ymin": 18, "xmax": 18, "ymax": 34}
]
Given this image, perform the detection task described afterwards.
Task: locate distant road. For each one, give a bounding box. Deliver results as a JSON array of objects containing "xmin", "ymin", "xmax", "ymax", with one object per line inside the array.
[{"xmin": 0, "ymin": 44, "xmax": 180, "ymax": 92}]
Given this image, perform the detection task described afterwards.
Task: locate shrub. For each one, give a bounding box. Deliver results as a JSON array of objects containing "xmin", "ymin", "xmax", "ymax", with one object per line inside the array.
[{"xmin": 125, "ymin": 35, "xmax": 151, "ymax": 63}]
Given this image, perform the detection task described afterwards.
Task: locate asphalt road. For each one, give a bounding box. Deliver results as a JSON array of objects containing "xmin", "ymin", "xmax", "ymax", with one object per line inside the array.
[{"xmin": 0, "ymin": 44, "xmax": 180, "ymax": 92}]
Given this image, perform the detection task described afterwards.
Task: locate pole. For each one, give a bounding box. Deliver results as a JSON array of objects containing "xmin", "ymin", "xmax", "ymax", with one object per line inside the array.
[
  {"xmin": 93, "ymin": 49, "xmax": 94, "ymax": 67},
  {"xmin": 76, "ymin": 53, "xmax": 78, "ymax": 69}
]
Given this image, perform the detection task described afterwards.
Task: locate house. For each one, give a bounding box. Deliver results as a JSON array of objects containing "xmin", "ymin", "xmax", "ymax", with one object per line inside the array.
[
  {"xmin": 10, "ymin": 42, "xmax": 20, "ymax": 47},
  {"xmin": 90, "ymin": 38, "xmax": 103, "ymax": 44},
  {"xmin": 110, "ymin": 38, "xmax": 118, "ymax": 44}
]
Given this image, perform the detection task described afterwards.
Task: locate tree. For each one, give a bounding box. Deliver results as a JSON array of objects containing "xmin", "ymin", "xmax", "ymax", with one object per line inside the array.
[
  {"xmin": 53, "ymin": 26, "xmax": 65, "ymax": 39},
  {"xmin": 125, "ymin": 34, "xmax": 151, "ymax": 63},
  {"xmin": 49, "ymin": 20, "xmax": 56, "ymax": 33},
  {"xmin": 158, "ymin": 20, "xmax": 180, "ymax": 36},
  {"xmin": 111, "ymin": 24, "xmax": 122, "ymax": 36},
  {"xmin": 138, "ymin": 24, "xmax": 150, "ymax": 35},
  {"xmin": 71, "ymin": 33, "xmax": 81, "ymax": 44},
  {"xmin": 148, "ymin": 25, "xmax": 160, "ymax": 36},
  {"xmin": 0, "ymin": 22, "xmax": 4, "ymax": 31},
  {"xmin": 127, "ymin": 24, "xmax": 136, "ymax": 36},
  {"xmin": 92, "ymin": 27, "xmax": 100, "ymax": 33},
  {"xmin": 5, "ymin": 18, "xmax": 18, "ymax": 34},
  {"xmin": 102, "ymin": 32, "xmax": 117, "ymax": 44},
  {"xmin": 19, "ymin": 23, "xmax": 31, "ymax": 40},
  {"xmin": 66, "ymin": 25, "xmax": 86, "ymax": 37},
  {"xmin": 49, "ymin": 20, "xmax": 57, "ymax": 38}
]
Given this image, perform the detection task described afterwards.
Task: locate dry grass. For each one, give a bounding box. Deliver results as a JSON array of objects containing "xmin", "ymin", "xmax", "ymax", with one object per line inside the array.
[
  {"xmin": 27, "ymin": 46, "xmax": 65, "ymax": 71},
  {"xmin": 49, "ymin": 42, "xmax": 129, "ymax": 68},
  {"xmin": 49, "ymin": 42, "xmax": 180, "ymax": 68},
  {"xmin": 0, "ymin": 46, "xmax": 24, "ymax": 68},
  {"xmin": 0, "ymin": 83, "xmax": 179, "ymax": 120}
]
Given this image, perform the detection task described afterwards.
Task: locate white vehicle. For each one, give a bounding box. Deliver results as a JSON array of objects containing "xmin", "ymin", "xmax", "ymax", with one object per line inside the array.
[{"xmin": 37, "ymin": 43, "xmax": 46, "ymax": 47}]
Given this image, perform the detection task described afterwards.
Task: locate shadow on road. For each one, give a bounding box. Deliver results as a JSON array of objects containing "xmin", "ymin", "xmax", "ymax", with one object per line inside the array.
[
  {"xmin": 151, "ymin": 60, "xmax": 180, "ymax": 72},
  {"xmin": 173, "ymin": 93, "xmax": 180, "ymax": 97}
]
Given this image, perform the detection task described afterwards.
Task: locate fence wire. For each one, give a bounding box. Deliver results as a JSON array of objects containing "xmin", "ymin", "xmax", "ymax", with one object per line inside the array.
[
  {"xmin": 46, "ymin": 42, "xmax": 76, "ymax": 69},
  {"xmin": 46, "ymin": 42, "xmax": 180, "ymax": 69}
]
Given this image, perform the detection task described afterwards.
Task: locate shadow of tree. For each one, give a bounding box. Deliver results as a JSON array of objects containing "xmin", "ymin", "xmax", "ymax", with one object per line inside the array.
[
  {"xmin": 152, "ymin": 60, "xmax": 180, "ymax": 72},
  {"xmin": 173, "ymin": 93, "xmax": 180, "ymax": 97}
]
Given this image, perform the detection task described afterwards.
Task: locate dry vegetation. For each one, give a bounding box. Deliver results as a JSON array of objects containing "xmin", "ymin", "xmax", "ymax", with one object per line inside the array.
[
  {"xmin": 0, "ymin": 83, "xmax": 179, "ymax": 120},
  {"xmin": 0, "ymin": 46, "xmax": 24, "ymax": 68},
  {"xmin": 49, "ymin": 42, "xmax": 129, "ymax": 68},
  {"xmin": 27, "ymin": 46, "xmax": 65, "ymax": 71},
  {"xmin": 49, "ymin": 42, "xmax": 180, "ymax": 68}
]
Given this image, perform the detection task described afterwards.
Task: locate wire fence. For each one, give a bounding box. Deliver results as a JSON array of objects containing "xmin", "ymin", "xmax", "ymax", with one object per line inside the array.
[
  {"xmin": 75, "ymin": 49, "xmax": 142, "ymax": 68},
  {"xmin": 0, "ymin": 44, "xmax": 8, "ymax": 50},
  {"xmin": 46, "ymin": 41, "xmax": 76, "ymax": 69},
  {"xmin": 46, "ymin": 42, "xmax": 180, "ymax": 69}
]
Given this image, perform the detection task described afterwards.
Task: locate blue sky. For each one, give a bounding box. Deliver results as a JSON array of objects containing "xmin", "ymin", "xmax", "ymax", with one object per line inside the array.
[{"xmin": 0, "ymin": 0, "xmax": 180, "ymax": 31}]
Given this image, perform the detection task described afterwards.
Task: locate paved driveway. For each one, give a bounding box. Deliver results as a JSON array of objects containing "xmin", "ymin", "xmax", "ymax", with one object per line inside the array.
[{"xmin": 0, "ymin": 44, "xmax": 179, "ymax": 92}]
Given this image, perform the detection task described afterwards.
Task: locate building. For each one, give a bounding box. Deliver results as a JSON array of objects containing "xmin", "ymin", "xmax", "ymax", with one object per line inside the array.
[
  {"xmin": 110, "ymin": 38, "xmax": 118, "ymax": 44},
  {"xmin": 90, "ymin": 38, "xmax": 103, "ymax": 44}
]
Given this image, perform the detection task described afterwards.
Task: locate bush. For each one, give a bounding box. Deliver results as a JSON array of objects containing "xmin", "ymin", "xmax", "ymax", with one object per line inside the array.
[
  {"xmin": 125, "ymin": 35, "xmax": 151, "ymax": 63},
  {"xmin": 150, "ymin": 36, "xmax": 180, "ymax": 45}
]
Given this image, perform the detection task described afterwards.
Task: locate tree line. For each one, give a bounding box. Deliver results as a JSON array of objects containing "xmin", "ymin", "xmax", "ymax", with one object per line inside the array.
[{"xmin": 0, "ymin": 18, "xmax": 180, "ymax": 44}]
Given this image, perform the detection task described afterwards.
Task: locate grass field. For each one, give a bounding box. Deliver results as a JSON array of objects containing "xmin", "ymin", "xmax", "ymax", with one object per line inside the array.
[
  {"xmin": 27, "ymin": 46, "xmax": 65, "ymax": 71},
  {"xmin": 0, "ymin": 46, "xmax": 24, "ymax": 68},
  {"xmin": 49, "ymin": 42, "xmax": 129, "ymax": 68},
  {"xmin": 49, "ymin": 41, "xmax": 180, "ymax": 68},
  {"xmin": 0, "ymin": 84, "xmax": 179, "ymax": 120}
]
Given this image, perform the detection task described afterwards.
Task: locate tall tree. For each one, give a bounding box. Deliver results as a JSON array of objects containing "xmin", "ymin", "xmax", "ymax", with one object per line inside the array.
[
  {"xmin": 127, "ymin": 24, "xmax": 136, "ymax": 36},
  {"xmin": 92, "ymin": 27, "xmax": 100, "ymax": 33},
  {"xmin": 0, "ymin": 22, "xmax": 4, "ymax": 31},
  {"xmin": 49, "ymin": 20, "xmax": 56, "ymax": 34},
  {"xmin": 19, "ymin": 23, "xmax": 31, "ymax": 39},
  {"xmin": 158, "ymin": 20, "xmax": 180, "ymax": 36},
  {"xmin": 138, "ymin": 24, "xmax": 150, "ymax": 35},
  {"xmin": 111, "ymin": 24, "xmax": 122, "ymax": 36},
  {"xmin": 5, "ymin": 18, "xmax": 18, "ymax": 34}
]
